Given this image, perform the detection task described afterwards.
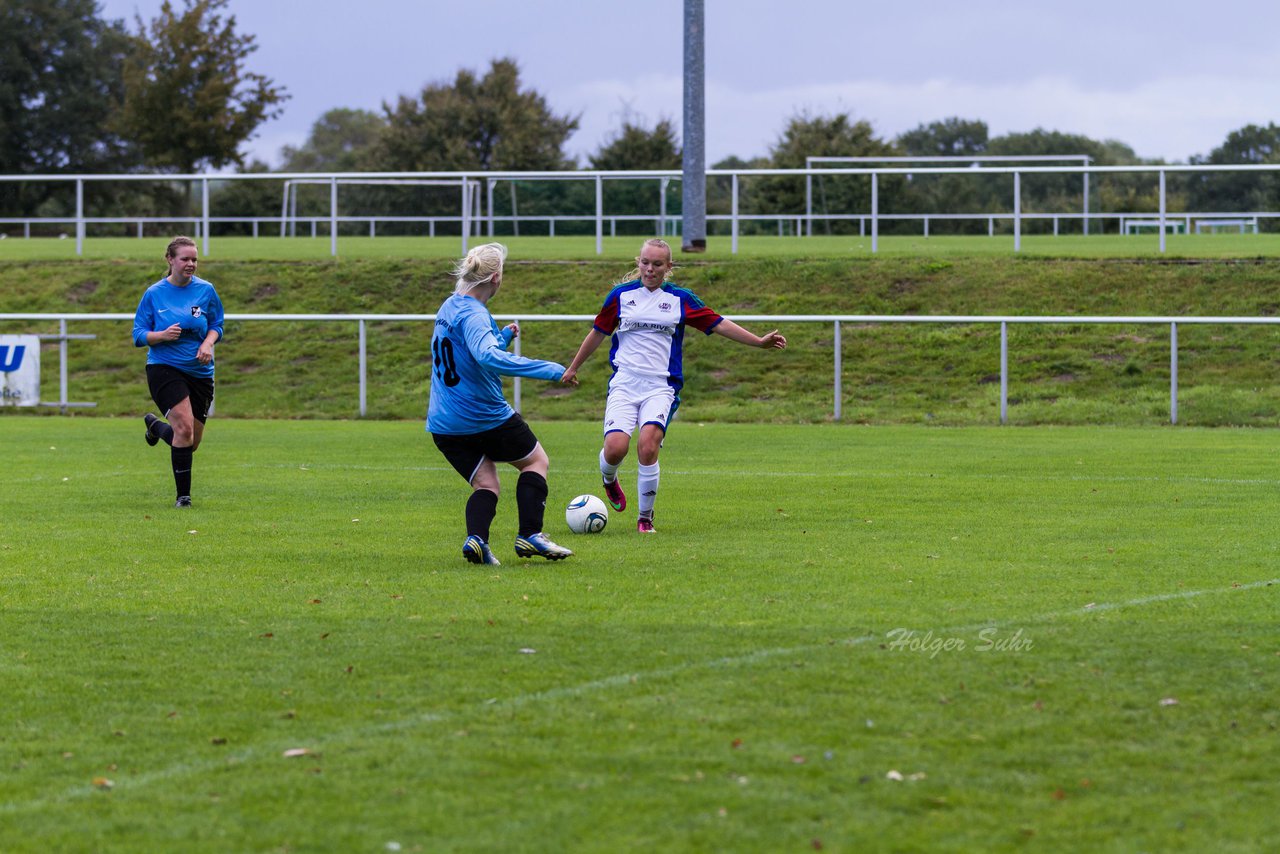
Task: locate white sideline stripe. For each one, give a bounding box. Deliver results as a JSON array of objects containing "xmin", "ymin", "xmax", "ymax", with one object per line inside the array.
[
  {"xmin": 4, "ymin": 577, "xmax": 1275, "ymax": 816},
  {"xmin": 241, "ymin": 463, "xmax": 1280, "ymax": 488}
]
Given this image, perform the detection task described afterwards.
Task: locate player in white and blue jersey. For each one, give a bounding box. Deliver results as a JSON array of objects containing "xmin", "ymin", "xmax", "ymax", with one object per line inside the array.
[
  {"xmin": 132, "ymin": 237, "xmax": 224, "ymax": 509},
  {"xmin": 562, "ymin": 239, "xmax": 787, "ymax": 533},
  {"xmin": 428, "ymin": 243, "xmax": 578, "ymax": 565}
]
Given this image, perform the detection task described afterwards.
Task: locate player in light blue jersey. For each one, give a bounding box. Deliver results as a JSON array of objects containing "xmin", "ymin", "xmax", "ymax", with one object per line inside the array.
[
  {"xmin": 428, "ymin": 243, "xmax": 578, "ymax": 565},
  {"xmin": 132, "ymin": 236, "xmax": 224, "ymax": 508}
]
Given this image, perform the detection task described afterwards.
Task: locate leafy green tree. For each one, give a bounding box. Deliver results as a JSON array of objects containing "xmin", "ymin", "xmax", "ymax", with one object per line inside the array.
[
  {"xmin": 756, "ymin": 111, "xmax": 898, "ymax": 236},
  {"xmin": 266, "ymin": 108, "xmax": 387, "ymax": 232},
  {"xmin": 1187, "ymin": 123, "xmax": 1280, "ymax": 229},
  {"xmin": 207, "ymin": 159, "xmax": 282, "ymax": 235},
  {"xmin": 363, "ymin": 58, "xmax": 579, "ymax": 235},
  {"xmin": 986, "ymin": 129, "xmax": 1153, "ymax": 233},
  {"xmin": 893, "ymin": 119, "xmax": 990, "ymax": 232},
  {"xmin": 587, "ymin": 117, "xmax": 681, "ymax": 235},
  {"xmin": 367, "ymin": 58, "xmax": 578, "ymax": 172},
  {"xmin": 590, "ymin": 118, "xmax": 681, "ymax": 170},
  {"xmin": 115, "ymin": 0, "xmax": 287, "ymax": 175},
  {"xmin": 0, "ymin": 0, "xmax": 136, "ymax": 216},
  {"xmin": 897, "ymin": 118, "xmax": 989, "ymax": 158},
  {"xmin": 281, "ymin": 108, "xmax": 385, "ymax": 172}
]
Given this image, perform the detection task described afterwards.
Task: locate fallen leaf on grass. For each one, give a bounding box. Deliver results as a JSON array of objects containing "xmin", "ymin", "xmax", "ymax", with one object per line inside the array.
[
  {"xmin": 282, "ymin": 748, "xmax": 312, "ymax": 758},
  {"xmin": 92, "ymin": 777, "xmax": 114, "ymax": 789}
]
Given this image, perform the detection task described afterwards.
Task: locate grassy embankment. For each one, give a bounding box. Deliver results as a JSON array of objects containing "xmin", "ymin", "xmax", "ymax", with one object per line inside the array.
[{"xmin": 4, "ymin": 251, "xmax": 1280, "ymax": 426}]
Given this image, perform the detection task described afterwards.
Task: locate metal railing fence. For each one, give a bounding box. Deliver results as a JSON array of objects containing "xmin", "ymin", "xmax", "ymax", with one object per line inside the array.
[
  {"xmin": 3, "ymin": 163, "xmax": 1279, "ymax": 258},
  {"xmin": 5, "ymin": 312, "xmax": 1279, "ymax": 424}
]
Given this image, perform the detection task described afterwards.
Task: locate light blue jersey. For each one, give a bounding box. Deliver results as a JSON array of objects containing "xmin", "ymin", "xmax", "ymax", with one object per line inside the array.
[
  {"xmin": 132, "ymin": 276, "xmax": 225, "ymax": 378},
  {"xmin": 427, "ymin": 293, "xmax": 565, "ymax": 435}
]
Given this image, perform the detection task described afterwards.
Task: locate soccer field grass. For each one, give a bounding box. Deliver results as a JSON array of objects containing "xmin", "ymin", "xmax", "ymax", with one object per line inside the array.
[{"xmin": 2, "ymin": 417, "xmax": 1277, "ymax": 851}]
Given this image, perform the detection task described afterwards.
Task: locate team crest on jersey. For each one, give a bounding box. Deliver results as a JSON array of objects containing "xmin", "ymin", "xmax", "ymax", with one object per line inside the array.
[
  {"xmin": 190, "ymin": 306, "xmax": 202, "ymax": 318},
  {"xmin": 659, "ymin": 302, "xmax": 672, "ymax": 311}
]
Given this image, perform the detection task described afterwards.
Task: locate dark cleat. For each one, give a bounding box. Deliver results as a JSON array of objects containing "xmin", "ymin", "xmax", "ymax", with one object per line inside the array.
[
  {"xmin": 462, "ymin": 535, "xmax": 501, "ymax": 566},
  {"xmin": 144, "ymin": 413, "xmax": 162, "ymax": 446}
]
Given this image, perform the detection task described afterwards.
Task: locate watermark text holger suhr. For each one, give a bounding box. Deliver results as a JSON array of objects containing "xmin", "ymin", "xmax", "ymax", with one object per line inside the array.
[{"xmin": 884, "ymin": 627, "xmax": 1034, "ymax": 659}]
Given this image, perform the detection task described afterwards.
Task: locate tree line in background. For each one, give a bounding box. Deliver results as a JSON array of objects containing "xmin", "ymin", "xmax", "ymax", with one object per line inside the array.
[{"xmin": 5, "ymin": 0, "xmax": 1280, "ymax": 236}]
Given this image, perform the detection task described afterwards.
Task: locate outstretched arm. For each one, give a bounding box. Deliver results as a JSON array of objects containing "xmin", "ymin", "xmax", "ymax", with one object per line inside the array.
[
  {"xmin": 712, "ymin": 319, "xmax": 787, "ymax": 350},
  {"xmin": 561, "ymin": 328, "xmax": 608, "ymax": 384}
]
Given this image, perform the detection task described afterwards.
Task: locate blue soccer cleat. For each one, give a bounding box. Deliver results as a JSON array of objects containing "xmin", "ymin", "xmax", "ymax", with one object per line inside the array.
[
  {"xmin": 514, "ymin": 532, "xmax": 573, "ymax": 561},
  {"xmin": 462, "ymin": 535, "xmax": 501, "ymax": 566}
]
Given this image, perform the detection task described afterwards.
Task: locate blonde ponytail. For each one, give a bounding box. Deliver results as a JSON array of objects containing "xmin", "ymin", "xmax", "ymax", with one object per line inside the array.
[{"xmin": 452, "ymin": 242, "xmax": 508, "ymax": 294}]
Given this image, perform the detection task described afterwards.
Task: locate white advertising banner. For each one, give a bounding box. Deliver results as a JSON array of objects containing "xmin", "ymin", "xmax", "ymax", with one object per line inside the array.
[{"xmin": 0, "ymin": 335, "xmax": 41, "ymax": 406}]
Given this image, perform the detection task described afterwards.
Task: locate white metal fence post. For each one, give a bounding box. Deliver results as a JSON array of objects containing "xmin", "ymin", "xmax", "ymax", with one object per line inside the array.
[
  {"xmin": 513, "ymin": 319, "xmax": 522, "ymax": 412},
  {"xmin": 1014, "ymin": 172, "xmax": 1021, "ymax": 253},
  {"xmin": 1083, "ymin": 168, "xmax": 1090, "ymax": 236},
  {"xmin": 1000, "ymin": 321, "xmax": 1009, "ymax": 424},
  {"xmin": 358, "ymin": 319, "xmax": 367, "ymax": 417},
  {"xmin": 871, "ymin": 173, "xmax": 879, "ymax": 254},
  {"xmin": 833, "ymin": 320, "xmax": 842, "ymax": 421},
  {"xmin": 460, "ymin": 178, "xmax": 470, "ymax": 256},
  {"xmin": 59, "ymin": 318, "xmax": 69, "ymax": 413},
  {"xmin": 487, "ymin": 178, "xmax": 495, "ymax": 238},
  {"xmin": 330, "ymin": 177, "xmax": 338, "ymax": 257},
  {"xmin": 805, "ymin": 170, "xmax": 812, "ymax": 238},
  {"xmin": 75, "ymin": 179, "xmax": 84, "ymax": 256},
  {"xmin": 202, "ymin": 178, "xmax": 210, "ymax": 255},
  {"xmin": 1159, "ymin": 170, "xmax": 1167, "ymax": 254},
  {"xmin": 1170, "ymin": 321, "xmax": 1178, "ymax": 425},
  {"xmin": 595, "ymin": 176, "xmax": 603, "ymax": 255},
  {"xmin": 731, "ymin": 173, "xmax": 739, "ymax": 255}
]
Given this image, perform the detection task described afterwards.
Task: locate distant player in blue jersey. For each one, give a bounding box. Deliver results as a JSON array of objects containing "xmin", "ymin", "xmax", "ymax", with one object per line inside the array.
[
  {"xmin": 428, "ymin": 242, "xmax": 578, "ymax": 565},
  {"xmin": 132, "ymin": 236, "xmax": 224, "ymax": 509},
  {"xmin": 562, "ymin": 238, "xmax": 786, "ymax": 533}
]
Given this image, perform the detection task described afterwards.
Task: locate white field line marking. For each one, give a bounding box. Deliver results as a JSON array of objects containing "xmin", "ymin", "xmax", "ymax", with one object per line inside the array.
[
  {"xmin": 226, "ymin": 462, "xmax": 1280, "ymax": 488},
  {"xmin": 4, "ymin": 577, "xmax": 1275, "ymax": 816}
]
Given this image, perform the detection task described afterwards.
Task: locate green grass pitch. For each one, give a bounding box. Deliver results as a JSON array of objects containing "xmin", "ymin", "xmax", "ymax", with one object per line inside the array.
[{"xmin": 1, "ymin": 415, "xmax": 1277, "ymax": 851}]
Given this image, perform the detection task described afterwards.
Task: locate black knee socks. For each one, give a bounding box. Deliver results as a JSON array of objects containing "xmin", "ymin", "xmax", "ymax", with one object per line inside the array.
[
  {"xmin": 171, "ymin": 445, "xmax": 193, "ymax": 499},
  {"xmin": 516, "ymin": 471, "xmax": 548, "ymax": 538},
  {"xmin": 466, "ymin": 488, "xmax": 499, "ymax": 541}
]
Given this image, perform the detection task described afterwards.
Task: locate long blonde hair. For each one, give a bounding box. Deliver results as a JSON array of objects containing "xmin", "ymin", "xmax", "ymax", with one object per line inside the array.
[
  {"xmin": 452, "ymin": 242, "xmax": 507, "ymax": 294},
  {"xmin": 617, "ymin": 238, "xmax": 675, "ymax": 285}
]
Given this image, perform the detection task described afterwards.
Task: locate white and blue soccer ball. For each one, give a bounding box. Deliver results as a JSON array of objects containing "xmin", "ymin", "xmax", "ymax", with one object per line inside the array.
[{"xmin": 565, "ymin": 494, "xmax": 608, "ymax": 534}]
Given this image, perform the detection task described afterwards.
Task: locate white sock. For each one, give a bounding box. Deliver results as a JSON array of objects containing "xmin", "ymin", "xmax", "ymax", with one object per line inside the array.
[
  {"xmin": 600, "ymin": 448, "xmax": 620, "ymax": 483},
  {"xmin": 637, "ymin": 462, "xmax": 659, "ymax": 516}
]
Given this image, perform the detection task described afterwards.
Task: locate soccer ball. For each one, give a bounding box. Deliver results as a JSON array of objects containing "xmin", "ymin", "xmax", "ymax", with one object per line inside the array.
[{"xmin": 565, "ymin": 494, "xmax": 608, "ymax": 534}]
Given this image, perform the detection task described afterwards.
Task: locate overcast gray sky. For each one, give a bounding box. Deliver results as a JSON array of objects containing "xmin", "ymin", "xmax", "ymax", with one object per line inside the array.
[{"xmin": 97, "ymin": 0, "xmax": 1280, "ymax": 168}]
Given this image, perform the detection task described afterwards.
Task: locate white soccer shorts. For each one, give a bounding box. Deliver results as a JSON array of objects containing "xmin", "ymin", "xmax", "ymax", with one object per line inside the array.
[{"xmin": 603, "ymin": 373, "xmax": 675, "ymax": 437}]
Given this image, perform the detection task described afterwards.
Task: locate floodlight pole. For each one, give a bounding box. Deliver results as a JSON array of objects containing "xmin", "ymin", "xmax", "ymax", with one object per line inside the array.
[{"xmin": 681, "ymin": 0, "xmax": 706, "ymax": 252}]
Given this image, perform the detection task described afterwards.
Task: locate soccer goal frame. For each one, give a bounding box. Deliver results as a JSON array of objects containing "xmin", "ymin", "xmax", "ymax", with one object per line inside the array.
[{"xmin": 804, "ymin": 154, "xmax": 1094, "ymax": 237}]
